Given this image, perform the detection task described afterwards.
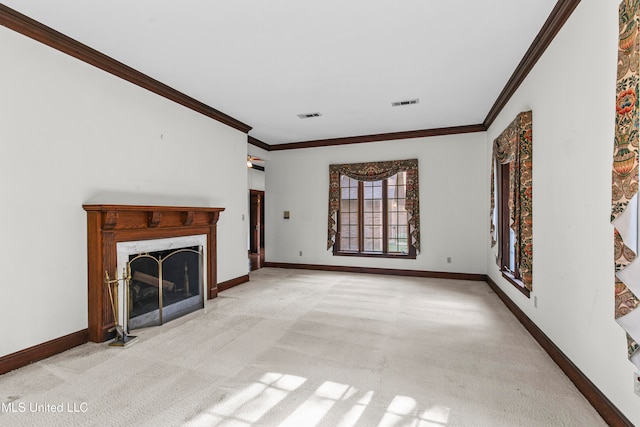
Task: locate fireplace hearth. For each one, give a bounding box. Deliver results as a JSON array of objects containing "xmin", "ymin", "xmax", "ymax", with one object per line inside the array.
[{"xmin": 83, "ymin": 205, "xmax": 224, "ymax": 342}]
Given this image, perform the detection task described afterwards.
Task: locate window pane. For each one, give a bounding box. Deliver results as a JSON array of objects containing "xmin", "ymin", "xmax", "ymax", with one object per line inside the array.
[
  {"xmin": 388, "ymin": 237, "xmax": 408, "ymax": 253},
  {"xmin": 509, "ymin": 227, "xmax": 516, "ymax": 271},
  {"xmin": 349, "ymin": 238, "xmax": 358, "ymax": 250},
  {"xmin": 340, "ymin": 213, "xmax": 351, "ymax": 226},
  {"xmin": 339, "ymin": 174, "xmax": 359, "ymax": 251},
  {"xmin": 388, "ymin": 186, "xmax": 396, "ymax": 198},
  {"xmin": 340, "ymin": 175, "xmax": 358, "ymax": 235},
  {"xmin": 364, "ymin": 186, "xmax": 372, "ymax": 199},
  {"xmin": 386, "ymin": 172, "xmax": 409, "ymax": 254},
  {"xmin": 340, "ymin": 237, "xmax": 350, "ymax": 249},
  {"xmin": 397, "ymin": 212, "xmax": 407, "ymax": 225},
  {"xmin": 388, "ymin": 212, "xmax": 397, "ymax": 226},
  {"xmin": 363, "ymin": 178, "xmax": 383, "ymax": 254},
  {"xmin": 364, "ymin": 226, "xmax": 373, "ymax": 238},
  {"xmin": 373, "ymin": 186, "xmax": 383, "ymax": 199},
  {"xmin": 364, "ymin": 200, "xmax": 373, "ymax": 212}
]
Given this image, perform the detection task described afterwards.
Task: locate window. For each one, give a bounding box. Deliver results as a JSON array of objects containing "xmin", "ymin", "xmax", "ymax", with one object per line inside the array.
[
  {"xmin": 336, "ymin": 172, "xmax": 412, "ymax": 256},
  {"xmin": 328, "ymin": 159, "xmax": 419, "ymax": 258},
  {"xmin": 490, "ymin": 111, "xmax": 532, "ymax": 296},
  {"xmin": 497, "ymin": 161, "xmax": 520, "ymax": 281}
]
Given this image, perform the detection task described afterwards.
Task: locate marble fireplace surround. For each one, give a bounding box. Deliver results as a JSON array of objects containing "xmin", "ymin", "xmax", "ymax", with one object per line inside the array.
[{"xmin": 83, "ymin": 204, "xmax": 224, "ymax": 343}]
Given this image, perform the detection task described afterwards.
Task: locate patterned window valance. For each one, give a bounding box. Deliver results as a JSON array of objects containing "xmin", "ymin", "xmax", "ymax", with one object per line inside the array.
[
  {"xmin": 612, "ymin": 0, "xmax": 640, "ymax": 370},
  {"xmin": 490, "ymin": 111, "xmax": 533, "ymax": 291},
  {"xmin": 327, "ymin": 159, "xmax": 420, "ymax": 252}
]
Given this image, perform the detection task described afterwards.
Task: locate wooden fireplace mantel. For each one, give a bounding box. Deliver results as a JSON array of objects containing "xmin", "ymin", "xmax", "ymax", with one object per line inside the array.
[{"xmin": 83, "ymin": 204, "xmax": 224, "ymax": 342}]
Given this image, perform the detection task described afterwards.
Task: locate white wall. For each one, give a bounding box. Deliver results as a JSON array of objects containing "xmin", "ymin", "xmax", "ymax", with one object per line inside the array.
[
  {"xmin": 248, "ymin": 167, "xmax": 266, "ymax": 192},
  {"xmin": 486, "ymin": 0, "xmax": 640, "ymax": 423},
  {"xmin": 0, "ymin": 27, "xmax": 249, "ymax": 357},
  {"xmin": 265, "ymin": 133, "xmax": 488, "ymax": 274}
]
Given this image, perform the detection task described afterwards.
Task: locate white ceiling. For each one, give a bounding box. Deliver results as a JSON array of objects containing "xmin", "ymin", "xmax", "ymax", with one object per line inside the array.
[{"xmin": 2, "ymin": 1, "xmax": 558, "ymax": 145}]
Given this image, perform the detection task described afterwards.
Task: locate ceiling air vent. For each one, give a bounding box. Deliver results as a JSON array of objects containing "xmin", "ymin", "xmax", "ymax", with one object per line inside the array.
[
  {"xmin": 297, "ymin": 112, "xmax": 322, "ymax": 119},
  {"xmin": 391, "ymin": 98, "xmax": 419, "ymax": 107}
]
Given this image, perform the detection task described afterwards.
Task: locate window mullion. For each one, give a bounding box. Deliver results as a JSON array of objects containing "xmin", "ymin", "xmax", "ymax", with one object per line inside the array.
[
  {"xmin": 358, "ymin": 181, "xmax": 364, "ymax": 253},
  {"xmin": 382, "ymin": 179, "xmax": 388, "ymax": 253}
]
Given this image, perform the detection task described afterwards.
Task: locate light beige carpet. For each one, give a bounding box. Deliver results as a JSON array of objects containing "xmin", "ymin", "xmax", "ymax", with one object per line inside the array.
[{"xmin": 0, "ymin": 268, "xmax": 605, "ymax": 426}]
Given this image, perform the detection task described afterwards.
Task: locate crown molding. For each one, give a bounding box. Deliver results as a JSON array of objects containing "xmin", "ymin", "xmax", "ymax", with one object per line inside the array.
[
  {"xmin": 483, "ymin": 0, "xmax": 581, "ymax": 128},
  {"xmin": 0, "ymin": 4, "xmax": 252, "ymax": 134},
  {"xmin": 248, "ymin": 136, "xmax": 271, "ymax": 151},
  {"xmin": 269, "ymin": 124, "xmax": 486, "ymax": 151}
]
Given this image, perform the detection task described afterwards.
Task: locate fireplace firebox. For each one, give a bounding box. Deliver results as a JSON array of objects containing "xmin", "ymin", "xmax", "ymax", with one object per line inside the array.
[{"xmin": 83, "ymin": 205, "xmax": 224, "ymax": 342}]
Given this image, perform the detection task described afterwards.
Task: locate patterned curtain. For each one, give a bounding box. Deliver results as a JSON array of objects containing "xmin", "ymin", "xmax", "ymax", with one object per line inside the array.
[
  {"xmin": 327, "ymin": 159, "xmax": 420, "ymax": 251},
  {"xmin": 613, "ymin": 0, "xmax": 640, "ymax": 369},
  {"xmin": 490, "ymin": 111, "xmax": 533, "ymax": 291}
]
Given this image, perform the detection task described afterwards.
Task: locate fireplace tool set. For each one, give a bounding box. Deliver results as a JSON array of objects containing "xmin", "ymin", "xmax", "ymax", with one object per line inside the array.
[{"xmin": 105, "ymin": 264, "xmax": 138, "ymax": 347}]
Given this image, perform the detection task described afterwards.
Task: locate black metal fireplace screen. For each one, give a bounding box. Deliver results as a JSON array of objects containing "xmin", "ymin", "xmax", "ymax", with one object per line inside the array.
[{"xmin": 127, "ymin": 245, "xmax": 203, "ymax": 330}]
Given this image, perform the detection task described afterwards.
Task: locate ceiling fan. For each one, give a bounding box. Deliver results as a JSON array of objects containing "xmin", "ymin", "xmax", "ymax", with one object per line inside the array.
[{"xmin": 247, "ymin": 155, "xmax": 263, "ymax": 168}]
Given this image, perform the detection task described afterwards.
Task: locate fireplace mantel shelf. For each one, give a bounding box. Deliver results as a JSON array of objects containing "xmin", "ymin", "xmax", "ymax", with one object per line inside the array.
[
  {"xmin": 82, "ymin": 204, "xmax": 224, "ymax": 230},
  {"xmin": 83, "ymin": 204, "xmax": 224, "ymax": 342}
]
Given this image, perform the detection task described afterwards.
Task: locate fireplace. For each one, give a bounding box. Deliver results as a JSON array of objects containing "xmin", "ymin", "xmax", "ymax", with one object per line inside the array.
[{"xmin": 83, "ymin": 205, "xmax": 224, "ymax": 342}]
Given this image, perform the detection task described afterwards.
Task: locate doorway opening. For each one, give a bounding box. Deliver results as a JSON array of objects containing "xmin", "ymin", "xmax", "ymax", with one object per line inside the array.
[{"xmin": 249, "ymin": 190, "xmax": 265, "ymax": 271}]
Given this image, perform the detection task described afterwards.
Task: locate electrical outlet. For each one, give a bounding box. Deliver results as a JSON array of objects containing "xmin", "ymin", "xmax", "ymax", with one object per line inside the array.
[
  {"xmin": 299, "ymin": 251, "xmax": 302, "ymax": 256},
  {"xmin": 446, "ymin": 257, "xmax": 451, "ymax": 264},
  {"xmin": 534, "ymin": 296, "xmax": 538, "ymax": 308},
  {"xmin": 634, "ymin": 372, "xmax": 640, "ymax": 397}
]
